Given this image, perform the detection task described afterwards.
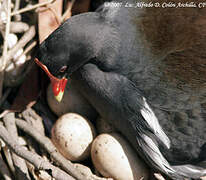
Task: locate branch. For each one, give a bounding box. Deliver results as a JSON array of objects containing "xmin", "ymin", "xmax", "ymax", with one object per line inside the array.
[
  {"xmin": 10, "ymin": 22, "xmax": 29, "ymax": 33},
  {"xmin": 16, "ymin": 118, "xmax": 111, "ymax": 180},
  {"xmin": 0, "ymin": 0, "xmax": 11, "ymax": 99},
  {"xmin": 0, "ymin": 123, "xmax": 75, "ymax": 180},
  {"xmin": 11, "ymin": 0, "xmax": 55, "ymax": 16},
  {"xmin": 13, "ymin": 0, "xmax": 21, "ymax": 21},
  {"xmin": 1, "ymin": 0, "xmax": 11, "ymax": 71},
  {"xmin": 15, "ymin": 118, "xmax": 85, "ymax": 180},
  {"xmin": 61, "ymin": 0, "xmax": 76, "ymax": 22},
  {"xmin": 3, "ymin": 112, "xmax": 30, "ymax": 180},
  {"xmin": 0, "ymin": 153, "xmax": 12, "ymax": 180},
  {"xmin": 5, "ymin": 26, "xmax": 36, "ymax": 68}
]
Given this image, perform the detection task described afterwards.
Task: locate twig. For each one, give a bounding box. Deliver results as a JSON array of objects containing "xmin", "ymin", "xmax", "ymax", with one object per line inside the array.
[
  {"xmin": 10, "ymin": 22, "xmax": 29, "ymax": 33},
  {"xmin": 11, "ymin": 0, "xmax": 55, "ymax": 16},
  {"xmin": 74, "ymin": 164, "xmax": 113, "ymax": 180},
  {"xmin": 22, "ymin": 108, "xmax": 45, "ymax": 136},
  {"xmin": 3, "ymin": 112, "xmax": 17, "ymax": 138},
  {"xmin": 5, "ymin": 26, "xmax": 36, "ymax": 68},
  {"xmin": 15, "ymin": 118, "xmax": 112, "ymax": 180},
  {"xmin": 0, "ymin": 153, "xmax": 12, "ymax": 180},
  {"xmin": 26, "ymin": 161, "xmax": 53, "ymax": 180},
  {"xmin": 15, "ymin": 118, "xmax": 84, "ymax": 180},
  {"xmin": 36, "ymin": 0, "xmax": 63, "ymax": 27},
  {"xmin": 0, "ymin": 0, "xmax": 11, "ymax": 99},
  {"xmin": 21, "ymin": 109, "xmax": 45, "ymax": 157},
  {"xmin": 0, "ymin": 110, "xmax": 10, "ymax": 119},
  {"xmin": 0, "ymin": 123, "xmax": 75, "ymax": 180},
  {"xmin": 22, "ymin": 41, "xmax": 37, "ymax": 58},
  {"xmin": 37, "ymin": 0, "xmax": 63, "ymax": 43},
  {"xmin": 1, "ymin": 0, "xmax": 11, "ymax": 70},
  {"xmin": 61, "ymin": 0, "xmax": 76, "ymax": 22},
  {"xmin": 3, "ymin": 112, "xmax": 30, "ymax": 180},
  {"xmin": 154, "ymin": 173, "xmax": 166, "ymax": 180},
  {"xmin": 14, "ymin": 0, "xmax": 21, "ymax": 12},
  {"xmin": 13, "ymin": 0, "xmax": 21, "ymax": 21},
  {"xmin": 2, "ymin": 146, "xmax": 15, "ymax": 175}
]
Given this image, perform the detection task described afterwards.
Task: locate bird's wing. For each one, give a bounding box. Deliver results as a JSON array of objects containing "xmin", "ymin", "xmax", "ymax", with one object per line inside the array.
[
  {"xmin": 79, "ymin": 63, "xmax": 206, "ymax": 179},
  {"xmin": 120, "ymin": 80, "xmax": 178, "ymax": 176},
  {"xmin": 140, "ymin": 97, "xmax": 170, "ymax": 148},
  {"xmin": 121, "ymin": 79, "xmax": 170, "ymax": 148},
  {"xmin": 78, "ymin": 63, "xmax": 177, "ymax": 177},
  {"xmin": 116, "ymin": 76, "xmax": 206, "ymax": 179}
]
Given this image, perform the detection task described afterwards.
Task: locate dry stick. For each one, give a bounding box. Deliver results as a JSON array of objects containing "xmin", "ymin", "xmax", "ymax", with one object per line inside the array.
[
  {"xmin": 15, "ymin": 118, "xmax": 85, "ymax": 180},
  {"xmin": 0, "ymin": 123, "xmax": 75, "ymax": 180},
  {"xmin": 0, "ymin": 153, "xmax": 12, "ymax": 180},
  {"xmin": 43, "ymin": 5, "xmax": 62, "ymax": 25},
  {"xmin": 15, "ymin": 118, "xmax": 111, "ymax": 180},
  {"xmin": 10, "ymin": 22, "xmax": 29, "ymax": 33},
  {"xmin": 11, "ymin": 0, "xmax": 55, "ymax": 16},
  {"xmin": 61, "ymin": 0, "xmax": 76, "ymax": 22},
  {"xmin": 21, "ymin": 109, "xmax": 49, "ymax": 179},
  {"xmin": 5, "ymin": 26, "xmax": 36, "ymax": 68},
  {"xmin": 3, "ymin": 112, "xmax": 30, "ymax": 180},
  {"xmin": 0, "ymin": 0, "xmax": 11, "ymax": 99},
  {"xmin": 26, "ymin": 161, "xmax": 53, "ymax": 180},
  {"xmin": 2, "ymin": 146, "xmax": 15, "ymax": 176},
  {"xmin": 0, "ymin": 110, "xmax": 10, "ymax": 119},
  {"xmin": 154, "ymin": 173, "xmax": 166, "ymax": 180},
  {"xmin": 0, "ymin": 26, "xmax": 35, "ymax": 79},
  {"xmin": 36, "ymin": 1, "xmax": 64, "ymax": 26},
  {"xmin": 1, "ymin": 0, "xmax": 11, "ymax": 69},
  {"xmin": 22, "ymin": 108, "xmax": 44, "ymax": 131},
  {"xmin": 13, "ymin": 0, "xmax": 21, "ymax": 12},
  {"xmin": 22, "ymin": 41, "xmax": 37, "ymax": 57},
  {"xmin": 22, "ymin": 108, "xmax": 46, "ymax": 158},
  {"xmin": 1, "ymin": 41, "xmax": 37, "ymax": 93},
  {"xmin": 13, "ymin": 0, "xmax": 21, "ymax": 21}
]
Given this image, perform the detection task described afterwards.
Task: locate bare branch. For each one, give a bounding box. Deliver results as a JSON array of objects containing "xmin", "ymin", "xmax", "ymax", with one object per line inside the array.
[
  {"xmin": 15, "ymin": 118, "xmax": 113, "ymax": 180},
  {"xmin": 0, "ymin": 153, "xmax": 12, "ymax": 180},
  {"xmin": 1, "ymin": 0, "xmax": 11, "ymax": 70},
  {"xmin": 11, "ymin": 0, "xmax": 55, "ymax": 16},
  {"xmin": 3, "ymin": 112, "xmax": 30, "ymax": 180},
  {"xmin": 5, "ymin": 26, "xmax": 36, "ymax": 68},
  {"xmin": 0, "ymin": 123, "xmax": 75, "ymax": 180}
]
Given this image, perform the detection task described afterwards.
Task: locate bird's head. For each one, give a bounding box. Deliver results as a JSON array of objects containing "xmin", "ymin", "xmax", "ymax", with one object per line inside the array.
[{"xmin": 35, "ymin": 12, "xmax": 113, "ymax": 101}]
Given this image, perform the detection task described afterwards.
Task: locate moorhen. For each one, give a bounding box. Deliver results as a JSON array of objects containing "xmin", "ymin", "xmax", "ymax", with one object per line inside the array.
[{"xmin": 35, "ymin": 0, "xmax": 206, "ymax": 179}]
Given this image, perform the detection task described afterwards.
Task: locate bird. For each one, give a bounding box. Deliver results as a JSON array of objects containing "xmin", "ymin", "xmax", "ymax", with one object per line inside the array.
[{"xmin": 35, "ymin": 0, "xmax": 206, "ymax": 179}]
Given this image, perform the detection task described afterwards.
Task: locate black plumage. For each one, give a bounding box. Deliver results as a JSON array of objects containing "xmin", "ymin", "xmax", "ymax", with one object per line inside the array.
[{"xmin": 35, "ymin": 0, "xmax": 206, "ymax": 179}]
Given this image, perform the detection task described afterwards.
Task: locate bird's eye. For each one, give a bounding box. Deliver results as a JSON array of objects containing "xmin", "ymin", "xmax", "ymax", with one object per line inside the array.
[{"xmin": 59, "ymin": 66, "xmax": 67, "ymax": 73}]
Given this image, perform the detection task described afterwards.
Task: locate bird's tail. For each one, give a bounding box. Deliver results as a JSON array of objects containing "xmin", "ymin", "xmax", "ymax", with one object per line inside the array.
[
  {"xmin": 171, "ymin": 164, "xmax": 206, "ymax": 179},
  {"xmin": 137, "ymin": 134, "xmax": 206, "ymax": 180}
]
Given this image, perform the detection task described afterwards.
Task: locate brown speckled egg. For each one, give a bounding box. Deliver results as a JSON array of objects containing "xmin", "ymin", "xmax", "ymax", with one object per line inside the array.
[
  {"xmin": 91, "ymin": 133, "xmax": 149, "ymax": 180},
  {"xmin": 52, "ymin": 113, "xmax": 96, "ymax": 161}
]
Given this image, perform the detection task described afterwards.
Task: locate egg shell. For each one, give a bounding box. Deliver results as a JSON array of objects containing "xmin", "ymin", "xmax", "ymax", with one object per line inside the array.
[
  {"xmin": 47, "ymin": 82, "xmax": 97, "ymax": 120},
  {"xmin": 91, "ymin": 133, "xmax": 149, "ymax": 180},
  {"xmin": 52, "ymin": 113, "xmax": 96, "ymax": 161}
]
